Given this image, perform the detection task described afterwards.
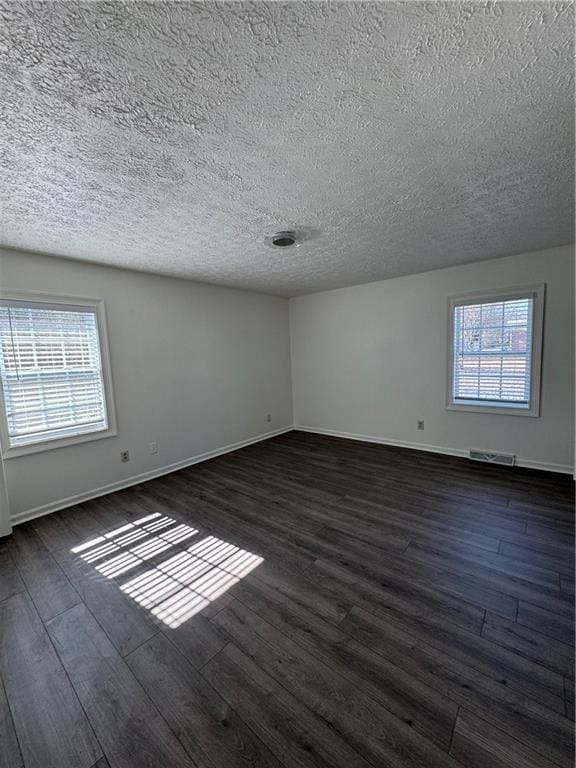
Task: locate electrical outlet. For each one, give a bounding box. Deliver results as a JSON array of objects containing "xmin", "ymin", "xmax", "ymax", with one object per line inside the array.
[
  {"xmin": 149, "ymin": 441, "xmax": 158, "ymax": 455},
  {"xmin": 120, "ymin": 450, "xmax": 130, "ymax": 463},
  {"xmin": 417, "ymin": 420, "xmax": 424, "ymax": 430},
  {"xmin": 266, "ymin": 413, "xmax": 272, "ymax": 423}
]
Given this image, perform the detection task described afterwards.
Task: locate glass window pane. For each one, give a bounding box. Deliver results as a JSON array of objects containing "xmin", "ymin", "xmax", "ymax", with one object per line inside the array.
[
  {"xmin": 452, "ymin": 296, "xmax": 533, "ymax": 406},
  {"xmin": 0, "ymin": 304, "xmax": 109, "ymax": 447}
]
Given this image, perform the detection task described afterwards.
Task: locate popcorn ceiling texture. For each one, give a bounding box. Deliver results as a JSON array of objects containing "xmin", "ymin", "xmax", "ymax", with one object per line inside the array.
[{"xmin": 0, "ymin": 1, "xmax": 574, "ymax": 296}]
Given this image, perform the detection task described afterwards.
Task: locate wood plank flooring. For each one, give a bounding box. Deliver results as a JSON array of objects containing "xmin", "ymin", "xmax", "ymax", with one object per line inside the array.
[{"xmin": 0, "ymin": 431, "xmax": 573, "ymax": 768}]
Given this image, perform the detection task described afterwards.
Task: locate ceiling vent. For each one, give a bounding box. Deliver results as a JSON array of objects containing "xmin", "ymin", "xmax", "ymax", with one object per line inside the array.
[
  {"xmin": 265, "ymin": 231, "xmax": 300, "ymax": 248},
  {"xmin": 469, "ymin": 449, "xmax": 516, "ymax": 467}
]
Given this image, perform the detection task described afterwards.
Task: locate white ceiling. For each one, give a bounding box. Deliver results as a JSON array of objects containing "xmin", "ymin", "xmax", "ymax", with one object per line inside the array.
[{"xmin": 1, "ymin": 2, "xmax": 574, "ymax": 297}]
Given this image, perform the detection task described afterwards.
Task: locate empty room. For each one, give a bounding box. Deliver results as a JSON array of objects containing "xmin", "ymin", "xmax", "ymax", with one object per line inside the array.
[{"xmin": 0, "ymin": 2, "xmax": 574, "ymax": 768}]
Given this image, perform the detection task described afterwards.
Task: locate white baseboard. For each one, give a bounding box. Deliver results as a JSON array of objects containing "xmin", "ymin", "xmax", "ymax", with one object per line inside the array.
[
  {"xmin": 11, "ymin": 426, "xmax": 294, "ymax": 527},
  {"xmin": 511, "ymin": 457, "xmax": 574, "ymax": 474},
  {"xmin": 10, "ymin": 422, "xmax": 571, "ymax": 527},
  {"xmin": 294, "ymin": 425, "xmax": 573, "ymax": 475}
]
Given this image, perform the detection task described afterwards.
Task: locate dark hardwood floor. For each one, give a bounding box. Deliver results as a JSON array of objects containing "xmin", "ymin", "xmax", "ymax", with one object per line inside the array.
[{"xmin": 0, "ymin": 431, "xmax": 574, "ymax": 768}]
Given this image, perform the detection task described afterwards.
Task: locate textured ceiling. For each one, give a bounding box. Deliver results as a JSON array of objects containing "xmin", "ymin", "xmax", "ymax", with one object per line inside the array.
[{"xmin": 0, "ymin": 1, "xmax": 574, "ymax": 297}]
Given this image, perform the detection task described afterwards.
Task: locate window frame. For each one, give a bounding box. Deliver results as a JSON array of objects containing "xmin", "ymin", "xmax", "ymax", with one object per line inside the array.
[
  {"xmin": 446, "ymin": 284, "xmax": 545, "ymax": 417},
  {"xmin": 0, "ymin": 290, "xmax": 117, "ymax": 458}
]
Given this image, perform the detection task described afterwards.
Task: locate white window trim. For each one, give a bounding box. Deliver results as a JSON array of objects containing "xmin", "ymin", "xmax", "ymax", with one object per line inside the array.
[
  {"xmin": 0, "ymin": 289, "xmax": 117, "ymax": 458},
  {"xmin": 446, "ymin": 283, "xmax": 545, "ymax": 417}
]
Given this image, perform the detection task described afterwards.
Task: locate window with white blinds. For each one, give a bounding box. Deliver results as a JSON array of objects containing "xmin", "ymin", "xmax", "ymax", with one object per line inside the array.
[
  {"xmin": 448, "ymin": 286, "xmax": 544, "ymax": 416},
  {"xmin": 0, "ymin": 299, "xmax": 115, "ymax": 452}
]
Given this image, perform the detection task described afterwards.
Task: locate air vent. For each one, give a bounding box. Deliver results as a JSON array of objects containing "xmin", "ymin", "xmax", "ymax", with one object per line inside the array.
[
  {"xmin": 265, "ymin": 230, "xmax": 302, "ymax": 248},
  {"xmin": 469, "ymin": 450, "xmax": 516, "ymax": 467}
]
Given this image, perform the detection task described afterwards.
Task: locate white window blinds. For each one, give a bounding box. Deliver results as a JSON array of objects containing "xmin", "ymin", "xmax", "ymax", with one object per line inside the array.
[
  {"xmin": 452, "ymin": 297, "xmax": 534, "ymax": 406},
  {"xmin": 0, "ymin": 303, "xmax": 109, "ymax": 447}
]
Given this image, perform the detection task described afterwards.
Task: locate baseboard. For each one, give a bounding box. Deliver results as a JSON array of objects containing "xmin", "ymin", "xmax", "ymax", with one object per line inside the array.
[
  {"xmin": 294, "ymin": 425, "xmax": 573, "ymax": 475},
  {"xmin": 512, "ymin": 457, "xmax": 574, "ymax": 474},
  {"xmin": 11, "ymin": 426, "xmax": 294, "ymax": 526},
  {"xmin": 10, "ymin": 422, "xmax": 571, "ymax": 526}
]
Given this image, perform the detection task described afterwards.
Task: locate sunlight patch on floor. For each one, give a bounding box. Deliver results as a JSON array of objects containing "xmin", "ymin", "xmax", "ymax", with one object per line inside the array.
[{"xmin": 71, "ymin": 512, "xmax": 263, "ymax": 628}]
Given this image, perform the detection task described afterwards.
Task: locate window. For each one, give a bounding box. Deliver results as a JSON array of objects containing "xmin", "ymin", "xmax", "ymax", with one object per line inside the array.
[
  {"xmin": 0, "ymin": 294, "xmax": 116, "ymax": 456},
  {"xmin": 447, "ymin": 285, "xmax": 544, "ymax": 416}
]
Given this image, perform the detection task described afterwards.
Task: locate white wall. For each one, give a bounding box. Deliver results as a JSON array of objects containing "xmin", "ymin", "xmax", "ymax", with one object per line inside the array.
[
  {"xmin": 0, "ymin": 248, "xmax": 293, "ymax": 522},
  {"xmin": 2, "ymin": 243, "xmax": 573, "ymax": 525},
  {"xmin": 290, "ymin": 245, "xmax": 575, "ymax": 473}
]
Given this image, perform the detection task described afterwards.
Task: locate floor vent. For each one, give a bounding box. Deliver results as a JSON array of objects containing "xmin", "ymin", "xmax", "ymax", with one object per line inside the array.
[{"xmin": 469, "ymin": 449, "xmax": 516, "ymax": 467}]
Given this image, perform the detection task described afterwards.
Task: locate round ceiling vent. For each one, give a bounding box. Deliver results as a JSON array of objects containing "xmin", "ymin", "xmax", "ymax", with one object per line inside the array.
[{"xmin": 265, "ymin": 230, "xmax": 300, "ymax": 248}]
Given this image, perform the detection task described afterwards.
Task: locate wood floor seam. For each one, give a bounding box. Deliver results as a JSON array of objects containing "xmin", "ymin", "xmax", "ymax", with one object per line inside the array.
[
  {"xmin": 0, "ymin": 665, "xmax": 24, "ymax": 768},
  {"xmin": 41, "ymin": 603, "xmax": 107, "ymax": 766}
]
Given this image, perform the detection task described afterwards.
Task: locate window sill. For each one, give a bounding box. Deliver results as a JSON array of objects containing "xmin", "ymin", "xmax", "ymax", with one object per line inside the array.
[
  {"xmin": 2, "ymin": 427, "xmax": 117, "ymax": 459},
  {"xmin": 446, "ymin": 402, "xmax": 540, "ymax": 417}
]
